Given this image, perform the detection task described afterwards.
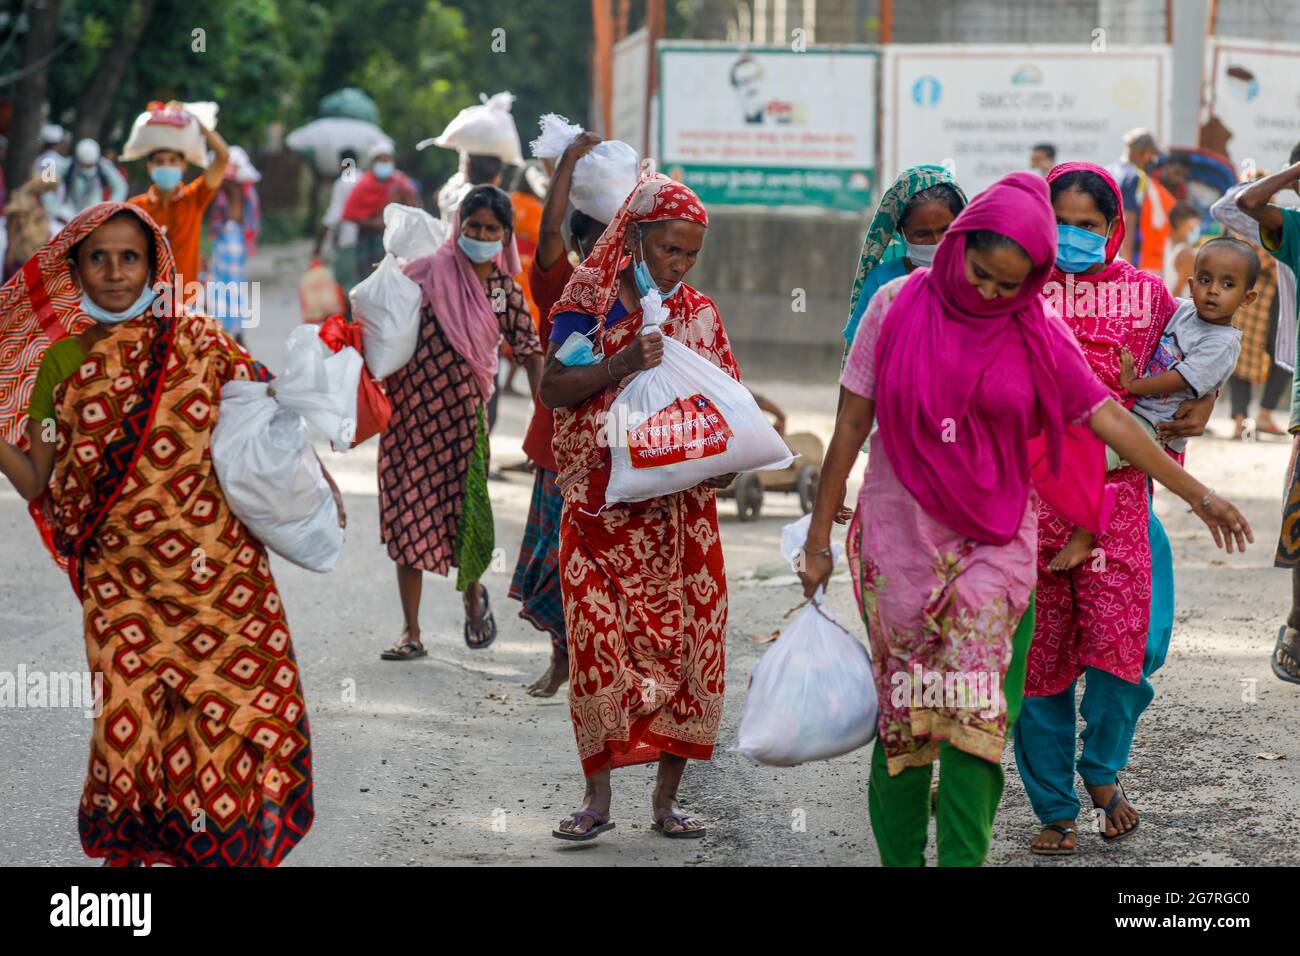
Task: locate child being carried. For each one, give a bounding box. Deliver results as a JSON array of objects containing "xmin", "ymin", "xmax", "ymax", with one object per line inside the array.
[{"xmin": 1049, "ymin": 237, "xmax": 1254, "ymax": 572}]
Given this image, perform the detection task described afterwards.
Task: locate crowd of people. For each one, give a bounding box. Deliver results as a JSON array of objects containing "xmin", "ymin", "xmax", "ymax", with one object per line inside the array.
[{"xmin": 2, "ymin": 90, "xmax": 1299, "ymax": 866}]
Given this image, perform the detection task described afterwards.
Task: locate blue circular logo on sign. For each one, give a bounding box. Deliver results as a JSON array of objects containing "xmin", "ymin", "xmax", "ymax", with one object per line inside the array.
[{"xmin": 912, "ymin": 75, "xmax": 942, "ymax": 107}]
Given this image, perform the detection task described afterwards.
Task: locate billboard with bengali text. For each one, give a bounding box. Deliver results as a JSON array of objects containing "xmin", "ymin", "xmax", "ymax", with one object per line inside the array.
[
  {"xmin": 658, "ymin": 43, "xmax": 878, "ymax": 211},
  {"xmin": 1206, "ymin": 37, "xmax": 1300, "ymax": 176},
  {"xmin": 883, "ymin": 44, "xmax": 1172, "ymax": 195}
]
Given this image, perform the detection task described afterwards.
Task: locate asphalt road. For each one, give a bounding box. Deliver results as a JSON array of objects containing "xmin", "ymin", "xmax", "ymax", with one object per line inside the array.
[{"xmin": 2, "ymin": 241, "xmax": 1298, "ymax": 866}]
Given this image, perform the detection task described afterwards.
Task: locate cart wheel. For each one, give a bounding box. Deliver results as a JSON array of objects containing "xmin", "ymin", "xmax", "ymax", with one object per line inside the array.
[
  {"xmin": 797, "ymin": 465, "xmax": 818, "ymax": 514},
  {"xmin": 735, "ymin": 472, "xmax": 763, "ymax": 522}
]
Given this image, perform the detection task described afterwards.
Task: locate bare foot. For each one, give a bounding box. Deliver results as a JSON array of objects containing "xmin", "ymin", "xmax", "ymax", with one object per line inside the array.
[
  {"xmin": 1029, "ymin": 818, "xmax": 1078, "ymax": 854},
  {"xmin": 1086, "ymin": 781, "xmax": 1139, "ymax": 838},
  {"xmin": 527, "ymin": 647, "xmax": 569, "ymax": 698},
  {"xmin": 1232, "ymin": 415, "xmax": 1246, "ymax": 441},
  {"xmin": 1048, "ymin": 528, "xmax": 1095, "ymax": 573}
]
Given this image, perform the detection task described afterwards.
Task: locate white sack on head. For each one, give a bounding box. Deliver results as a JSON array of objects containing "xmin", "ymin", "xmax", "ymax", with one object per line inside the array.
[
  {"xmin": 530, "ymin": 114, "xmax": 640, "ymax": 225},
  {"xmin": 286, "ymin": 117, "xmax": 389, "ymax": 177},
  {"xmin": 572, "ymin": 140, "xmax": 640, "ymax": 224},
  {"xmin": 420, "ymin": 91, "xmax": 523, "ymax": 165},
  {"xmin": 530, "ymin": 113, "xmax": 585, "ymax": 160},
  {"xmin": 122, "ymin": 102, "xmax": 218, "ymax": 166}
]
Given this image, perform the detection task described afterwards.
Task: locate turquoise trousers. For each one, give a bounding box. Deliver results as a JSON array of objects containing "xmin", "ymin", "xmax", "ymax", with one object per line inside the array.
[{"xmin": 1012, "ymin": 497, "xmax": 1173, "ymax": 823}]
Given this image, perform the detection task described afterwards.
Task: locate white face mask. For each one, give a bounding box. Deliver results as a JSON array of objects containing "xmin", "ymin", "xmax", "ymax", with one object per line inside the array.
[{"xmin": 904, "ymin": 240, "xmax": 939, "ymax": 267}]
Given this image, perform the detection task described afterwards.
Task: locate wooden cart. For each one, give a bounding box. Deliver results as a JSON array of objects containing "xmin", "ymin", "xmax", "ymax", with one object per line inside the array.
[{"xmin": 718, "ymin": 431, "xmax": 824, "ymax": 521}]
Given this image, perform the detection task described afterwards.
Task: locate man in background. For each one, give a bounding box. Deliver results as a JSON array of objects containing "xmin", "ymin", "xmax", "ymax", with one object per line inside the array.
[{"xmin": 1029, "ymin": 142, "xmax": 1056, "ymax": 176}]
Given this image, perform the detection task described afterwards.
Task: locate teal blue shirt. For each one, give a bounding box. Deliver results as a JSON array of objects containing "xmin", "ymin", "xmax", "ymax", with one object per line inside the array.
[{"xmin": 843, "ymin": 258, "xmax": 908, "ymax": 347}]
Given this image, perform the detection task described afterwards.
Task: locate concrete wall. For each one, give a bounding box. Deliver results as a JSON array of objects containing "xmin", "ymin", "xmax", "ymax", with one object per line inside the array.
[{"xmin": 691, "ymin": 208, "xmax": 866, "ymax": 382}]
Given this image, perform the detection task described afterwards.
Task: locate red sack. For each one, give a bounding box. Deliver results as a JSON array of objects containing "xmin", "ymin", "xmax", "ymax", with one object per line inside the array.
[
  {"xmin": 319, "ymin": 314, "xmax": 392, "ymax": 448},
  {"xmin": 300, "ymin": 258, "xmax": 347, "ymax": 324}
]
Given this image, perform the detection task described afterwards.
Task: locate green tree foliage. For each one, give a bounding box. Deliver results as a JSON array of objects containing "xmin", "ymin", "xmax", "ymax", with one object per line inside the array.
[{"xmin": 12, "ymin": 0, "xmax": 595, "ymax": 205}]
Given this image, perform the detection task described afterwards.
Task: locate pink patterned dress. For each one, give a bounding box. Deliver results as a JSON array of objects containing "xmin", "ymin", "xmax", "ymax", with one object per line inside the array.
[
  {"xmin": 1027, "ymin": 264, "xmax": 1176, "ymax": 696},
  {"xmin": 843, "ymin": 277, "xmax": 1108, "ymax": 775}
]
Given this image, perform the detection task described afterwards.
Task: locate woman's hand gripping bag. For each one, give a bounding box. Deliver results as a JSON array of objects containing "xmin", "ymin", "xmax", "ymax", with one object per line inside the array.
[
  {"xmin": 735, "ymin": 514, "xmax": 877, "ymax": 766},
  {"xmin": 212, "ymin": 326, "xmax": 362, "ymax": 572},
  {"xmin": 604, "ymin": 289, "xmax": 795, "ymax": 506},
  {"xmin": 318, "ymin": 313, "xmax": 392, "ymax": 449},
  {"xmin": 349, "ymin": 252, "xmax": 422, "ymax": 379}
]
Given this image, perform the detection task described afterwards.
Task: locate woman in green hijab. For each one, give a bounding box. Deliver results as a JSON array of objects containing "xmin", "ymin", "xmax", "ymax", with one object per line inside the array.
[{"xmin": 844, "ymin": 165, "xmax": 968, "ymax": 354}]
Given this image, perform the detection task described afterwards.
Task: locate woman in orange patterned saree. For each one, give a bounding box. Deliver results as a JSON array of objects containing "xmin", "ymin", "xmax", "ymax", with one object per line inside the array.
[
  {"xmin": 538, "ymin": 176, "xmax": 735, "ymax": 841},
  {"xmin": 0, "ymin": 203, "xmax": 321, "ymax": 866}
]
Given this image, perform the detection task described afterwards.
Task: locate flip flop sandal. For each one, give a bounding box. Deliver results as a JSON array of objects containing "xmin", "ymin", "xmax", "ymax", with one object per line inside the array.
[
  {"xmin": 1092, "ymin": 777, "xmax": 1139, "ymax": 842},
  {"xmin": 1030, "ymin": 823, "xmax": 1078, "ymax": 856},
  {"xmin": 1272, "ymin": 625, "xmax": 1300, "ymax": 686},
  {"xmin": 380, "ymin": 638, "xmax": 427, "ymax": 661},
  {"xmin": 552, "ymin": 809, "xmax": 614, "ymax": 841},
  {"xmin": 464, "ymin": 589, "xmax": 498, "ymax": 650},
  {"xmin": 653, "ymin": 812, "xmax": 707, "ymax": 839}
]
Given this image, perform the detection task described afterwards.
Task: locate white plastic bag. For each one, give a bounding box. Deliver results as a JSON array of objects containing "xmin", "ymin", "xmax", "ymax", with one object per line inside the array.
[
  {"xmin": 212, "ymin": 326, "xmax": 361, "ymax": 571},
  {"xmin": 604, "ymin": 290, "xmax": 795, "ymax": 506},
  {"xmin": 277, "ymin": 324, "xmax": 363, "ymax": 450},
  {"xmin": 419, "ymin": 91, "xmax": 523, "ymax": 165},
  {"xmin": 349, "ymin": 253, "xmax": 422, "ymax": 379},
  {"xmin": 122, "ymin": 102, "xmax": 218, "ymax": 166},
  {"xmin": 212, "ymin": 384, "xmax": 343, "ymax": 573},
  {"xmin": 735, "ymin": 593, "xmax": 878, "ymax": 765},
  {"xmin": 383, "ymin": 204, "xmax": 450, "ymax": 261}
]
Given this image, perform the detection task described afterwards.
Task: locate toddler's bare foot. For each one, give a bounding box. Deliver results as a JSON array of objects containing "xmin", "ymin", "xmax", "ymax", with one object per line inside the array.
[{"xmin": 1048, "ymin": 528, "xmax": 1095, "ymax": 573}]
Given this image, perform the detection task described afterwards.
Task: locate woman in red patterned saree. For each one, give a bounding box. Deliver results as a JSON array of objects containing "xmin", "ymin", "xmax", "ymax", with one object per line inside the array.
[
  {"xmin": 0, "ymin": 203, "xmax": 323, "ymax": 866},
  {"xmin": 539, "ymin": 175, "xmax": 736, "ymax": 841}
]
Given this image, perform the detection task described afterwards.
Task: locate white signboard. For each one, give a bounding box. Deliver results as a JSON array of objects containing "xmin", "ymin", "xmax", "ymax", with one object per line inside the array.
[
  {"xmin": 883, "ymin": 44, "xmax": 1172, "ymax": 195},
  {"xmin": 1207, "ymin": 37, "xmax": 1300, "ymax": 174},
  {"xmin": 658, "ymin": 43, "xmax": 879, "ymax": 210},
  {"xmin": 611, "ymin": 27, "xmax": 649, "ymax": 156}
]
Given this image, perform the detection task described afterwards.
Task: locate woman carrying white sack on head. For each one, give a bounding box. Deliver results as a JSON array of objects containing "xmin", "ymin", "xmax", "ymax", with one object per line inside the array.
[
  {"xmin": 506, "ymin": 113, "xmax": 640, "ymax": 699},
  {"xmin": 420, "ymin": 91, "xmax": 525, "ymax": 223}
]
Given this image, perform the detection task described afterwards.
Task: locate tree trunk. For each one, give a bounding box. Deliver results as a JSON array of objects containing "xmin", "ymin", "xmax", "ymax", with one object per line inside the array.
[
  {"xmin": 6, "ymin": 0, "xmax": 62, "ymax": 189},
  {"xmin": 72, "ymin": 0, "xmax": 158, "ymax": 143}
]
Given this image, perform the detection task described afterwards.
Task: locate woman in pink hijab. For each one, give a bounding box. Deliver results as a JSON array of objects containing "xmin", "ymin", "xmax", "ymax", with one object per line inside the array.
[
  {"xmin": 798, "ymin": 171, "xmax": 1252, "ymax": 867},
  {"xmin": 378, "ymin": 185, "xmax": 543, "ymax": 658}
]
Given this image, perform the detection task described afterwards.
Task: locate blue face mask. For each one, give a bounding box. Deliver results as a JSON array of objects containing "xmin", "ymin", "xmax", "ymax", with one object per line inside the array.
[
  {"xmin": 632, "ymin": 233, "xmax": 681, "ymax": 300},
  {"xmin": 1055, "ymin": 223, "xmax": 1109, "ymax": 273},
  {"xmin": 81, "ymin": 286, "xmax": 158, "ymax": 325},
  {"xmin": 372, "ymin": 161, "xmax": 395, "ymax": 180},
  {"xmin": 149, "ymin": 166, "xmax": 183, "ymax": 191},
  {"xmin": 458, "ymin": 235, "xmax": 503, "ymax": 263},
  {"xmin": 555, "ymin": 331, "xmax": 601, "ymax": 367}
]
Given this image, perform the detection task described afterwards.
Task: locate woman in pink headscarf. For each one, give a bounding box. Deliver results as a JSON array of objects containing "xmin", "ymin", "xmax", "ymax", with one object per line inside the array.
[
  {"xmin": 798, "ymin": 171, "xmax": 1251, "ymax": 867},
  {"xmin": 378, "ymin": 185, "xmax": 542, "ymax": 658}
]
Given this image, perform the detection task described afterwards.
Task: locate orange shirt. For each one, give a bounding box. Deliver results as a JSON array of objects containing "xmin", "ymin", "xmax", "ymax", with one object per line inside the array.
[{"xmin": 129, "ymin": 176, "xmax": 217, "ymax": 284}]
